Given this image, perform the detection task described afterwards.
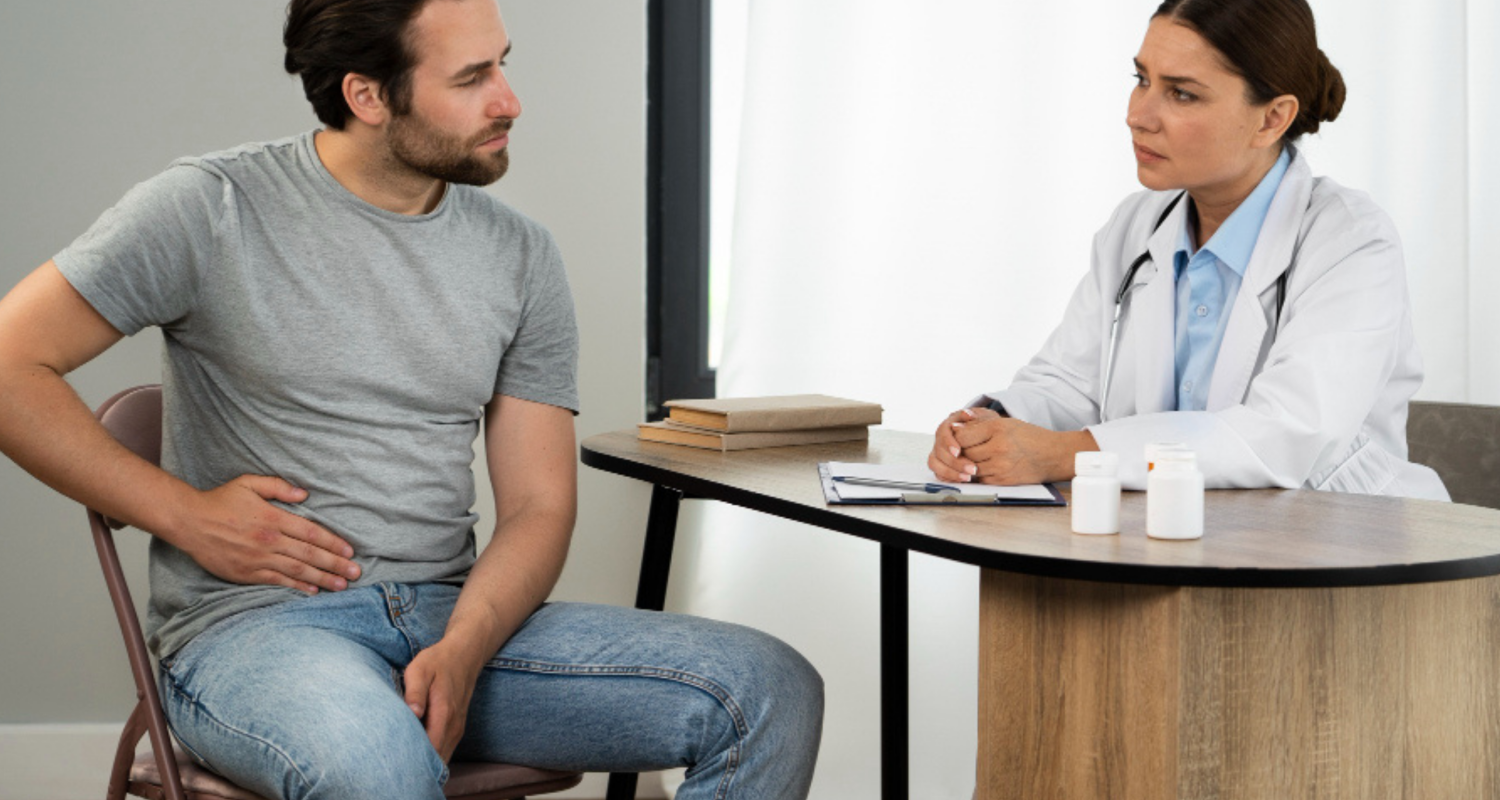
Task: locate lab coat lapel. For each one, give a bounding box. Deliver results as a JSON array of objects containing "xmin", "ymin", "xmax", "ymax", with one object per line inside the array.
[
  {"xmin": 1206, "ymin": 152, "xmax": 1313, "ymax": 411},
  {"xmin": 1130, "ymin": 198, "xmax": 1189, "ymax": 415}
]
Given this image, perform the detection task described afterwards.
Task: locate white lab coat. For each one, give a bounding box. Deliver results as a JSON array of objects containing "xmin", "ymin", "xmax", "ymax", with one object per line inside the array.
[{"xmin": 983, "ymin": 149, "xmax": 1449, "ymax": 499}]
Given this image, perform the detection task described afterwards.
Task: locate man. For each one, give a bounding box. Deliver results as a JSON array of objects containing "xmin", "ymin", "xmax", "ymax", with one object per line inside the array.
[{"xmin": 0, "ymin": 1, "xmax": 822, "ymax": 797}]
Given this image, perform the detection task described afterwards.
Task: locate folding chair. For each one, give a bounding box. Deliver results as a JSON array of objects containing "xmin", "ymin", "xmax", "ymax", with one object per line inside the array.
[{"xmin": 89, "ymin": 384, "xmax": 583, "ymax": 800}]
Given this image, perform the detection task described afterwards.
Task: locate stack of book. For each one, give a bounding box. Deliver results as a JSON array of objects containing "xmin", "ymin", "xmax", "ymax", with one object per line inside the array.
[{"xmin": 638, "ymin": 394, "xmax": 883, "ymax": 451}]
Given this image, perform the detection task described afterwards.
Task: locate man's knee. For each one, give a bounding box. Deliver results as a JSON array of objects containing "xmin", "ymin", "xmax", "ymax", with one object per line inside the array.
[
  {"xmin": 731, "ymin": 626, "xmax": 824, "ymax": 739},
  {"xmin": 626, "ymin": 623, "xmax": 822, "ymax": 776},
  {"xmin": 673, "ymin": 624, "xmax": 822, "ymax": 796},
  {"xmin": 661, "ymin": 620, "xmax": 823, "ymax": 750}
]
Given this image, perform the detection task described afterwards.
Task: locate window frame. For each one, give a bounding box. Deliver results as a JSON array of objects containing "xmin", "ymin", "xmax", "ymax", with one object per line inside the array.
[{"xmin": 646, "ymin": 0, "xmax": 714, "ymax": 418}]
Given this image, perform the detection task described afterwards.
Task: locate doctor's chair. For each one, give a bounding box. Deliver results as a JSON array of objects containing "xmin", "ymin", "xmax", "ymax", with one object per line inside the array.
[
  {"xmin": 87, "ymin": 384, "xmax": 584, "ymax": 800},
  {"xmin": 1408, "ymin": 400, "xmax": 1500, "ymax": 510}
]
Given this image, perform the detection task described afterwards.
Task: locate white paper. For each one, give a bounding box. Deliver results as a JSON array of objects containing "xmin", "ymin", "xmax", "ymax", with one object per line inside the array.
[{"xmin": 825, "ymin": 462, "xmax": 1056, "ymax": 502}]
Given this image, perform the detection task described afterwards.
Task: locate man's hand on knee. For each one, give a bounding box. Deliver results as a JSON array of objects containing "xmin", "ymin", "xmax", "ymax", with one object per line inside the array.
[
  {"xmin": 403, "ymin": 640, "xmax": 484, "ymax": 762},
  {"xmin": 167, "ymin": 475, "xmax": 361, "ymax": 594}
]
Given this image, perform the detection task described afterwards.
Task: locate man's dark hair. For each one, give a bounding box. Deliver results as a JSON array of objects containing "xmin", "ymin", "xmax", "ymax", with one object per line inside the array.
[{"xmin": 283, "ymin": 0, "xmax": 436, "ymax": 129}]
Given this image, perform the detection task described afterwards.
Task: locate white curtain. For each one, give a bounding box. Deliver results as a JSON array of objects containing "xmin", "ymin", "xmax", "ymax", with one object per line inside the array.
[
  {"xmin": 670, "ymin": 2, "xmax": 1498, "ymax": 798},
  {"xmin": 1466, "ymin": 0, "xmax": 1500, "ymax": 400}
]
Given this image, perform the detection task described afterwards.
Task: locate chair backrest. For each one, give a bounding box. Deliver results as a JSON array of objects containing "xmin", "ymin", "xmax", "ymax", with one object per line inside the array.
[
  {"xmin": 96, "ymin": 386, "xmax": 163, "ymax": 527},
  {"xmin": 88, "ymin": 385, "xmax": 188, "ymax": 800},
  {"xmin": 1408, "ymin": 400, "xmax": 1500, "ymax": 510}
]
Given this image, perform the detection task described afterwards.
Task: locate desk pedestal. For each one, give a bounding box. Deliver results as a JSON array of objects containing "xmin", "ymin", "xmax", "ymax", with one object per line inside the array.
[{"xmin": 978, "ymin": 572, "xmax": 1500, "ymax": 799}]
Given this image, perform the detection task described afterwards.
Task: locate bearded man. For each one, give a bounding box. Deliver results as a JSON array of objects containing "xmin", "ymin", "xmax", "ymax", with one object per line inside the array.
[{"xmin": 0, "ymin": 2, "xmax": 823, "ymax": 798}]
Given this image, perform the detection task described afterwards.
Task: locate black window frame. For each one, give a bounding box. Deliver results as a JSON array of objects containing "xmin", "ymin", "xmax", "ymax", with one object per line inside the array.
[{"xmin": 646, "ymin": 0, "xmax": 714, "ymax": 419}]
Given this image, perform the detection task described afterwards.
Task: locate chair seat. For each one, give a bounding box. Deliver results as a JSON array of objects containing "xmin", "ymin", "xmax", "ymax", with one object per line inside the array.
[
  {"xmin": 127, "ymin": 749, "xmax": 263, "ymax": 800},
  {"xmin": 445, "ymin": 762, "xmax": 585, "ymax": 797},
  {"xmin": 127, "ymin": 748, "xmax": 583, "ymax": 800}
]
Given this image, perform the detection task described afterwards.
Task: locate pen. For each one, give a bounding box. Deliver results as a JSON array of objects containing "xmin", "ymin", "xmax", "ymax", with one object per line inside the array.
[{"xmin": 834, "ymin": 476, "xmax": 962, "ymax": 493}]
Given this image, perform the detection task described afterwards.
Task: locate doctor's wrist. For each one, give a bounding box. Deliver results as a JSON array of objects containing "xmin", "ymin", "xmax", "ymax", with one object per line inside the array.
[{"xmin": 1054, "ymin": 430, "xmax": 1099, "ymax": 480}]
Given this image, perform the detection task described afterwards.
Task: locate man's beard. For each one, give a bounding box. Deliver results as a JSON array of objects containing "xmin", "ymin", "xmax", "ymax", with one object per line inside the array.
[{"xmin": 386, "ymin": 112, "xmax": 512, "ymax": 186}]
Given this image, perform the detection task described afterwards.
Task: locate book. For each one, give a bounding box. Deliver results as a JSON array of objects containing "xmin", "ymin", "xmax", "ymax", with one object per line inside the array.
[
  {"xmin": 663, "ymin": 394, "xmax": 883, "ymax": 433},
  {"xmin": 638, "ymin": 421, "xmax": 870, "ymax": 452}
]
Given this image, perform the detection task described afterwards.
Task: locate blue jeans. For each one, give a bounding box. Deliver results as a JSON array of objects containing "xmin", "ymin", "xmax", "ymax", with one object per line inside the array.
[{"xmin": 157, "ymin": 583, "xmax": 823, "ymax": 800}]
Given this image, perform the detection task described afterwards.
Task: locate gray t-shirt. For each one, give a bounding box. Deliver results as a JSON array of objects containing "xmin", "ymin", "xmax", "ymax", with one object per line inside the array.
[{"xmin": 55, "ymin": 132, "xmax": 579, "ymax": 658}]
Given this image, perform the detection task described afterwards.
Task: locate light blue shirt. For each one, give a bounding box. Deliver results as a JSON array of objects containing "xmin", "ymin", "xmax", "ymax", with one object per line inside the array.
[{"xmin": 1172, "ymin": 148, "xmax": 1290, "ymax": 411}]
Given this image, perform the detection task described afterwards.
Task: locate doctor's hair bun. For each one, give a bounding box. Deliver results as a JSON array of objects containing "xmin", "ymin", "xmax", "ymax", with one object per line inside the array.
[
  {"xmin": 1154, "ymin": 0, "xmax": 1344, "ymax": 142},
  {"xmin": 1307, "ymin": 50, "xmax": 1347, "ymax": 132}
]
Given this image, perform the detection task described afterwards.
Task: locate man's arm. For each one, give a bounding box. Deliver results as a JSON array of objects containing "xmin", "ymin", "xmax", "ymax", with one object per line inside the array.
[
  {"xmin": 401, "ymin": 394, "xmax": 576, "ymax": 760},
  {"xmin": 0, "ymin": 262, "xmax": 360, "ymax": 593}
]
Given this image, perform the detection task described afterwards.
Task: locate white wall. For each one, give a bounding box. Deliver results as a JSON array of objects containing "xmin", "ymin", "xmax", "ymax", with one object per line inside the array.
[{"xmin": 0, "ymin": 1, "xmax": 651, "ymax": 797}]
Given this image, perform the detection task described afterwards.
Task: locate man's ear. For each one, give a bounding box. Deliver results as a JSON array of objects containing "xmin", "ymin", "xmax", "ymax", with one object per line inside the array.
[
  {"xmin": 342, "ymin": 73, "xmax": 389, "ymax": 127},
  {"xmin": 1253, "ymin": 94, "xmax": 1299, "ymax": 148}
]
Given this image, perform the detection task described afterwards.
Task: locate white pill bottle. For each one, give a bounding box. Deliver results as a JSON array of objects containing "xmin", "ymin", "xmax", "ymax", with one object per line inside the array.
[
  {"xmin": 1072, "ymin": 451, "xmax": 1121, "ymax": 535},
  {"xmin": 1146, "ymin": 449, "xmax": 1204, "ymax": 540}
]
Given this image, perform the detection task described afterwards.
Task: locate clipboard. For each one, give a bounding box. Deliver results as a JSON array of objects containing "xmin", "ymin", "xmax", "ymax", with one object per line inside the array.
[{"xmin": 818, "ymin": 462, "xmax": 1065, "ymax": 507}]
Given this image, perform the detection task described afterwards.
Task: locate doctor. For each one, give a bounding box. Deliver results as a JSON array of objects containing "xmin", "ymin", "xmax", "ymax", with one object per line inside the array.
[{"xmin": 929, "ymin": 0, "xmax": 1448, "ymax": 500}]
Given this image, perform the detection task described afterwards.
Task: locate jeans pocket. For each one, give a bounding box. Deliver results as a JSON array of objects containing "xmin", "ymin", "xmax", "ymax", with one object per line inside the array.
[
  {"xmin": 159, "ymin": 649, "xmax": 201, "ymax": 704},
  {"xmin": 158, "ymin": 645, "xmax": 196, "ymax": 690},
  {"xmin": 389, "ymin": 583, "xmax": 461, "ymax": 652},
  {"xmin": 160, "ymin": 601, "xmax": 280, "ymax": 692},
  {"xmin": 379, "ymin": 582, "xmax": 417, "ymax": 616}
]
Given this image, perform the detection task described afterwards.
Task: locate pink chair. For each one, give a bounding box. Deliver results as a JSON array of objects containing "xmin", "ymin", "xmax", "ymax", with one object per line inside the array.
[{"xmin": 89, "ymin": 384, "xmax": 583, "ymax": 800}]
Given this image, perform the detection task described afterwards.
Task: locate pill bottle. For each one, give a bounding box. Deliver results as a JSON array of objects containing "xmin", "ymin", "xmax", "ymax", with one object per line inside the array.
[
  {"xmin": 1146, "ymin": 449, "xmax": 1204, "ymax": 540},
  {"xmin": 1145, "ymin": 441, "xmax": 1188, "ymax": 472},
  {"xmin": 1072, "ymin": 451, "xmax": 1121, "ymax": 535}
]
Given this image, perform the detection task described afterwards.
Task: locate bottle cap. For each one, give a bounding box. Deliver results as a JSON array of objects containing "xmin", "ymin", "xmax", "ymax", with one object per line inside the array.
[
  {"xmin": 1146, "ymin": 442, "xmax": 1190, "ymax": 470},
  {"xmin": 1155, "ymin": 449, "xmax": 1198, "ymax": 470},
  {"xmin": 1075, "ymin": 450, "xmax": 1120, "ymax": 477}
]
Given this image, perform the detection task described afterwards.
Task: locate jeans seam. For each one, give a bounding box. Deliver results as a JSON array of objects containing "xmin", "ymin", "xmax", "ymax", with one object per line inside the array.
[
  {"xmin": 716, "ymin": 742, "xmax": 741, "ymax": 800},
  {"xmin": 160, "ymin": 668, "xmax": 317, "ymax": 797},
  {"xmin": 486, "ymin": 658, "xmax": 747, "ymax": 799}
]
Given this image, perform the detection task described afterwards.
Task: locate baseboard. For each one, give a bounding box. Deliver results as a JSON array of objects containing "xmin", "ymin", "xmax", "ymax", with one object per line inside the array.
[{"xmin": 0, "ymin": 724, "xmax": 663, "ymax": 800}]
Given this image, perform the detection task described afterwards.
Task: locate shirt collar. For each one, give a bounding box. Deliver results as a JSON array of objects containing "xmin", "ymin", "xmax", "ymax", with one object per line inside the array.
[{"xmin": 1174, "ymin": 147, "xmax": 1292, "ymax": 276}]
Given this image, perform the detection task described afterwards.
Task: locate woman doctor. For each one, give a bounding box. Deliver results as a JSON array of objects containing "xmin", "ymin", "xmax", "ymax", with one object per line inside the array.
[{"xmin": 928, "ymin": 0, "xmax": 1449, "ymax": 500}]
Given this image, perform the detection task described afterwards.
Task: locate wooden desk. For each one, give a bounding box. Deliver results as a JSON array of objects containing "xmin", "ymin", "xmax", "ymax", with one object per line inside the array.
[{"xmin": 581, "ymin": 429, "xmax": 1500, "ymax": 800}]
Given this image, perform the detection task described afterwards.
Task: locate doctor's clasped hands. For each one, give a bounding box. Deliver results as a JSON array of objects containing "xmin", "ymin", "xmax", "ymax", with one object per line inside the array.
[{"xmin": 929, "ymin": 407, "xmax": 1098, "ymax": 486}]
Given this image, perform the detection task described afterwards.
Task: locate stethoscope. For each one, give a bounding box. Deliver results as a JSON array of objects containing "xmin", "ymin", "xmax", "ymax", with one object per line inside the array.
[{"xmin": 1099, "ymin": 191, "xmax": 1291, "ymax": 414}]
